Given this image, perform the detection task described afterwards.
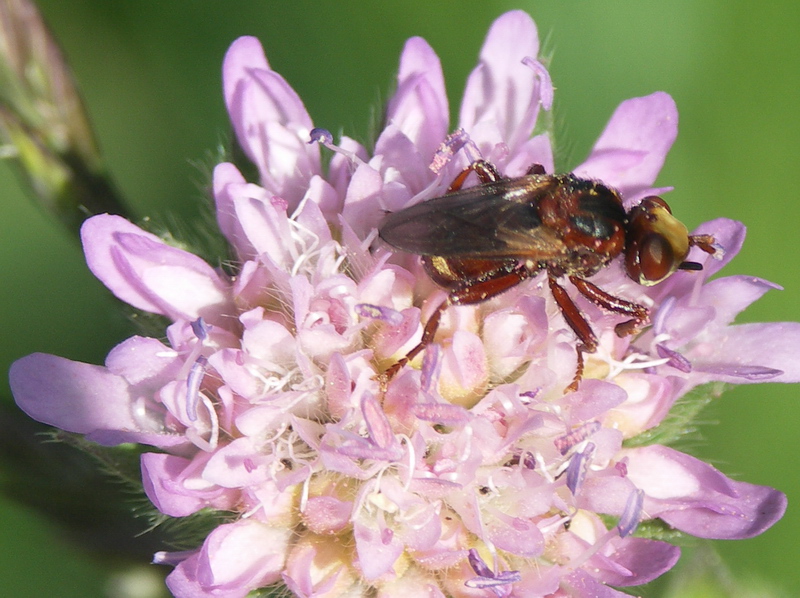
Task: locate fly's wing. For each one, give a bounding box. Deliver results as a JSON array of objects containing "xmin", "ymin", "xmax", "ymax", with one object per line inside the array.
[{"xmin": 379, "ymin": 176, "xmax": 569, "ymax": 260}]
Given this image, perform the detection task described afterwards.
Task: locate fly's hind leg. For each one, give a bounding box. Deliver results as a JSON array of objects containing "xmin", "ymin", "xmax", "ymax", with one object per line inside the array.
[
  {"xmin": 380, "ymin": 298, "xmax": 449, "ymax": 387},
  {"xmin": 379, "ymin": 262, "xmax": 529, "ymax": 388}
]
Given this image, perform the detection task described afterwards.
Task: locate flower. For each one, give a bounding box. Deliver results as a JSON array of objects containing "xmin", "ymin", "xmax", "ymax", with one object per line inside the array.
[{"xmin": 9, "ymin": 10, "xmax": 800, "ymax": 598}]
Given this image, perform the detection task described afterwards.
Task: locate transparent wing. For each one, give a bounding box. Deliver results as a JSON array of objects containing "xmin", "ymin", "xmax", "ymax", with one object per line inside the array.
[{"xmin": 379, "ymin": 176, "xmax": 569, "ymax": 260}]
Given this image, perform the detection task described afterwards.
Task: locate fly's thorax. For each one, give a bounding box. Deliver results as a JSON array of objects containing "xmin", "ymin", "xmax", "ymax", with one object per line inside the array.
[
  {"xmin": 544, "ymin": 246, "xmax": 618, "ymax": 278},
  {"xmin": 536, "ymin": 176, "xmax": 627, "ymax": 276}
]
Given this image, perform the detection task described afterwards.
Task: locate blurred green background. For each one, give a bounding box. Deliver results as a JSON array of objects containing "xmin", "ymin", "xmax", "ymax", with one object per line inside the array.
[{"xmin": 1, "ymin": 1, "xmax": 798, "ymax": 596}]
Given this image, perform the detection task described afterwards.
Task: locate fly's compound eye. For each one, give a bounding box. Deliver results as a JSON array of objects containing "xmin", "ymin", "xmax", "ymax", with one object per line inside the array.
[
  {"xmin": 630, "ymin": 232, "xmax": 675, "ymax": 283},
  {"xmin": 625, "ymin": 197, "xmax": 690, "ymax": 286}
]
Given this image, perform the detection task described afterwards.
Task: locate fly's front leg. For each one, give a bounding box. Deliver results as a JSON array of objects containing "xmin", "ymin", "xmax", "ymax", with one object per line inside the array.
[
  {"xmin": 525, "ymin": 163, "xmax": 546, "ymax": 175},
  {"xmin": 447, "ymin": 159, "xmax": 502, "ymax": 192},
  {"xmin": 568, "ymin": 276, "xmax": 649, "ymax": 338},
  {"xmin": 548, "ymin": 274, "xmax": 598, "ymax": 392}
]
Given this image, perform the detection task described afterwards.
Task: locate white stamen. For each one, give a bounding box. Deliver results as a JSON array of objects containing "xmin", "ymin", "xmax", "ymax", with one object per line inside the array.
[{"xmin": 184, "ymin": 392, "xmax": 219, "ymax": 452}]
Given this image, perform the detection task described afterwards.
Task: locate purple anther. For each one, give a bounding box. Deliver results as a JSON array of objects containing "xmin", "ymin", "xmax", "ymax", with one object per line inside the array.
[
  {"xmin": 430, "ymin": 128, "xmax": 468, "ymax": 174},
  {"xmin": 191, "ymin": 317, "xmax": 209, "ymax": 341},
  {"xmin": 617, "ymin": 489, "xmax": 645, "ymax": 537},
  {"xmin": 430, "ymin": 128, "xmax": 484, "ymax": 174},
  {"xmin": 466, "ymin": 548, "xmax": 521, "ymax": 595},
  {"xmin": 519, "ymin": 388, "xmax": 541, "ymax": 404},
  {"xmin": 656, "ymin": 344, "xmax": 693, "ymax": 373},
  {"xmin": 521, "ymin": 451, "xmax": 537, "ymax": 470},
  {"xmin": 566, "ymin": 442, "xmax": 595, "ymax": 495},
  {"xmin": 467, "ymin": 548, "xmax": 493, "ymax": 578},
  {"xmin": 354, "ymin": 303, "xmax": 404, "ymax": 327},
  {"xmin": 185, "ymin": 355, "xmax": 208, "ymax": 422},
  {"xmin": 309, "ymin": 127, "xmax": 334, "ymax": 146}
]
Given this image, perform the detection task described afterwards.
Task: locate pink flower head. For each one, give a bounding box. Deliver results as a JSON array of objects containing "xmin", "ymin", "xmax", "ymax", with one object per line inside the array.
[{"xmin": 10, "ymin": 10, "xmax": 798, "ymax": 598}]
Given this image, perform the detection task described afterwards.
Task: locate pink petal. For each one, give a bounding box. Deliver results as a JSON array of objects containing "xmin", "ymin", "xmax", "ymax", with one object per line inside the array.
[
  {"xmin": 222, "ymin": 36, "xmax": 272, "ymax": 102},
  {"xmin": 361, "ymin": 393, "xmax": 395, "ymax": 450},
  {"xmin": 561, "ymin": 569, "xmax": 636, "ymax": 597},
  {"xmin": 213, "ymin": 162, "xmax": 256, "ymax": 260},
  {"xmin": 690, "ymin": 322, "xmax": 800, "ymax": 384},
  {"xmin": 81, "ymin": 214, "xmax": 232, "ymax": 323},
  {"xmin": 230, "ymin": 188, "xmax": 294, "ymax": 269},
  {"xmin": 700, "ymin": 275, "xmax": 781, "ymax": 327},
  {"xmin": 624, "ymin": 445, "xmax": 787, "ymax": 539},
  {"xmin": 459, "ymin": 10, "xmax": 544, "ymax": 155},
  {"xmin": 142, "ymin": 453, "xmax": 237, "ymax": 517},
  {"xmin": 565, "ymin": 379, "xmax": 628, "ymax": 422},
  {"xmin": 610, "ymin": 373, "xmax": 677, "ymax": 433},
  {"xmin": 484, "ymin": 509, "xmax": 544, "ymax": 557},
  {"xmin": 578, "ymin": 476, "xmax": 638, "ymax": 516},
  {"xmin": 660, "ymin": 481, "xmax": 787, "ymax": 540},
  {"xmin": 373, "ymin": 123, "xmax": 434, "ymax": 198},
  {"xmin": 376, "ymin": 570, "xmax": 447, "ymax": 597},
  {"xmin": 353, "ymin": 520, "xmax": 404, "ymax": 580},
  {"xmin": 168, "ymin": 520, "xmax": 290, "ymax": 597},
  {"xmin": 9, "ymin": 352, "xmax": 186, "ymax": 448},
  {"xmin": 692, "ymin": 217, "xmax": 746, "ymax": 277},
  {"xmin": 678, "ymin": 218, "xmax": 744, "ymax": 278},
  {"xmin": 573, "ymin": 92, "xmax": 677, "ymax": 199},
  {"xmin": 302, "ymin": 496, "xmax": 352, "ymax": 535},
  {"xmin": 386, "ymin": 37, "xmax": 449, "ymax": 163},
  {"xmin": 142, "ymin": 454, "xmax": 200, "ymax": 516},
  {"xmin": 223, "ymin": 36, "xmax": 319, "ymax": 209},
  {"xmin": 11, "ymin": 353, "xmax": 135, "ymax": 441},
  {"xmin": 503, "ymin": 133, "xmax": 554, "ymax": 177},
  {"xmin": 164, "ymin": 554, "xmax": 230, "ymax": 598},
  {"xmin": 203, "ymin": 437, "xmax": 273, "ymax": 489},
  {"xmin": 328, "ymin": 134, "xmax": 369, "ymax": 200},
  {"xmin": 104, "ymin": 335, "xmax": 182, "ymax": 385},
  {"xmin": 438, "ymin": 330, "xmax": 488, "ymax": 405},
  {"xmin": 207, "ymin": 348, "xmax": 261, "ymax": 400},
  {"xmin": 241, "ymin": 313, "xmax": 298, "ymax": 365},
  {"xmin": 282, "ymin": 538, "xmax": 351, "ymax": 597},
  {"xmin": 602, "ymin": 538, "xmax": 680, "ymax": 586},
  {"xmin": 300, "ymin": 174, "xmax": 342, "ymax": 227},
  {"xmin": 341, "ymin": 162, "xmax": 388, "ymax": 240}
]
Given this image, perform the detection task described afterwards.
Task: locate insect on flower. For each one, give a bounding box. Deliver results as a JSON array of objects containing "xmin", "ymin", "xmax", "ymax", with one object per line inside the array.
[{"xmin": 379, "ymin": 159, "xmax": 717, "ymax": 390}]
